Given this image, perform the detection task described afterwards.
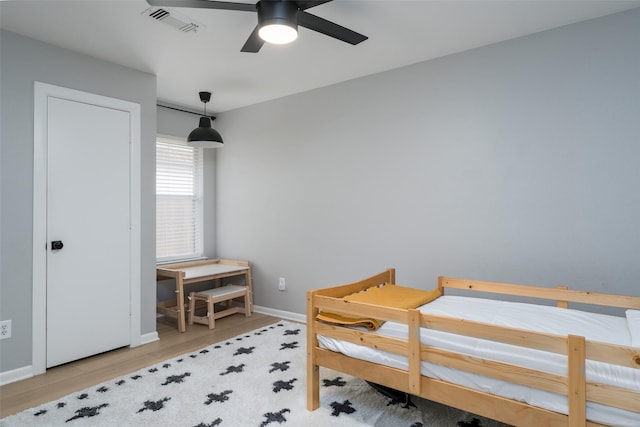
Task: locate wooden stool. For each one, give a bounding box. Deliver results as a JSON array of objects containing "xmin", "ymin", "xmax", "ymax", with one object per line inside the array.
[{"xmin": 188, "ymin": 285, "xmax": 250, "ymax": 329}]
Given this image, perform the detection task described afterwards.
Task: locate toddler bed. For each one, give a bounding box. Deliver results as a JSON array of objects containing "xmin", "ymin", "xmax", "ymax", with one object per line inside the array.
[{"xmin": 306, "ymin": 269, "xmax": 640, "ymax": 426}]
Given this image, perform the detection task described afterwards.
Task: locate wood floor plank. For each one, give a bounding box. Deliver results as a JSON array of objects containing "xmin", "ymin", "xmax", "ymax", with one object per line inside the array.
[{"xmin": 0, "ymin": 313, "xmax": 281, "ymax": 417}]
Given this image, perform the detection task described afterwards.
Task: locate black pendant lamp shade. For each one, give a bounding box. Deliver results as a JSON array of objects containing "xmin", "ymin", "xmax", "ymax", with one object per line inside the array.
[{"xmin": 187, "ymin": 91, "xmax": 223, "ymax": 148}]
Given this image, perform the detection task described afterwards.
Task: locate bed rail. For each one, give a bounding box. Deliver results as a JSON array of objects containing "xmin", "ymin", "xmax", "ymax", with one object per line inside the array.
[{"xmin": 439, "ymin": 276, "xmax": 640, "ymax": 309}]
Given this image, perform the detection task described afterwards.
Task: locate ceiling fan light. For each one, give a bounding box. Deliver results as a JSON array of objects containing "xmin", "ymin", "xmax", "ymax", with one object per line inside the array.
[
  {"xmin": 259, "ymin": 23, "xmax": 298, "ymax": 44},
  {"xmin": 257, "ymin": 1, "xmax": 299, "ymax": 45}
]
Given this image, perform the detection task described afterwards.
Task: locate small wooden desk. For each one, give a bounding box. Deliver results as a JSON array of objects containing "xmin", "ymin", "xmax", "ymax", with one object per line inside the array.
[{"xmin": 156, "ymin": 258, "xmax": 253, "ymax": 332}]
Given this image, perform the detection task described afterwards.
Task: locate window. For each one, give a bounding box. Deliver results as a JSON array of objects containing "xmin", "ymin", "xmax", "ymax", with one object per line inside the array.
[{"xmin": 156, "ymin": 136, "xmax": 204, "ymax": 262}]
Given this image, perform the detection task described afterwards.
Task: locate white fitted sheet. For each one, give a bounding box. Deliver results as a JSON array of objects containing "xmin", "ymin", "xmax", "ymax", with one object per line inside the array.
[{"xmin": 317, "ymin": 295, "xmax": 640, "ymax": 426}]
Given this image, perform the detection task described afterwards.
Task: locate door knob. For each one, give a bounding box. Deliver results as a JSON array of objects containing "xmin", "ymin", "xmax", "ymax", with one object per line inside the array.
[{"xmin": 51, "ymin": 240, "xmax": 64, "ymax": 250}]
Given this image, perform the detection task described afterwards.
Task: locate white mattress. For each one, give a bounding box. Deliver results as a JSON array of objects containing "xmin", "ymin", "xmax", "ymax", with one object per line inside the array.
[{"xmin": 317, "ymin": 295, "xmax": 640, "ymax": 426}]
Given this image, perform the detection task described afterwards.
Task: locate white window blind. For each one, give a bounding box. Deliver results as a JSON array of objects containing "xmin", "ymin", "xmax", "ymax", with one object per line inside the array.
[{"xmin": 156, "ymin": 137, "xmax": 204, "ymax": 262}]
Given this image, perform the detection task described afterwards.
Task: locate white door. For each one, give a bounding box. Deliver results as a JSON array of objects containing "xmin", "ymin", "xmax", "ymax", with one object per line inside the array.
[{"xmin": 46, "ymin": 96, "xmax": 131, "ymax": 367}]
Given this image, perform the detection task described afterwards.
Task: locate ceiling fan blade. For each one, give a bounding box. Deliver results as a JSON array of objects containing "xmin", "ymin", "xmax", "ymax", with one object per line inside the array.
[
  {"xmin": 298, "ymin": 11, "xmax": 367, "ymax": 45},
  {"xmin": 296, "ymin": 0, "xmax": 333, "ymax": 11},
  {"xmin": 147, "ymin": 0, "xmax": 256, "ymax": 12},
  {"xmin": 241, "ymin": 25, "xmax": 265, "ymax": 53}
]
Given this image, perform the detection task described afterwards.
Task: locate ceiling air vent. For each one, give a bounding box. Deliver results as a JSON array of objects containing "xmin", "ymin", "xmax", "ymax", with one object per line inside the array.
[{"xmin": 143, "ymin": 7, "xmax": 204, "ymax": 33}]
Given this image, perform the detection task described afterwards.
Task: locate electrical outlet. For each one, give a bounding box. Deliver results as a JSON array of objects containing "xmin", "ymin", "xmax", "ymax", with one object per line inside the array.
[
  {"xmin": 278, "ymin": 277, "xmax": 286, "ymax": 291},
  {"xmin": 0, "ymin": 320, "xmax": 11, "ymax": 340}
]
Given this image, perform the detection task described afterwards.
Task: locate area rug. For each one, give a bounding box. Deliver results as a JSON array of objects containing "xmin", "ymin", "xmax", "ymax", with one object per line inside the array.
[{"xmin": 1, "ymin": 321, "xmax": 510, "ymax": 426}]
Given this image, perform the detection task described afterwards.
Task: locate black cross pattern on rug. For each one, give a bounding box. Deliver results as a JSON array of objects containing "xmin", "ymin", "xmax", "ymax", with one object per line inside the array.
[
  {"xmin": 283, "ymin": 329, "xmax": 300, "ymax": 336},
  {"xmin": 233, "ymin": 346, "xmax": 255, "ymax": 356},
  {"xmin": 34, "ymin": 409, "xmax": 47, "ymax": 417},
  {"xmin": 131, "ymin": 374, "xmax": 142, "ymax": 380},
  {"xmin": 259, "ymin": 408, "xmax": 291, "ymax": 426},
  {"xmin": 96, "ymin": 386, "xmax": 109, "ymax": 393},
  {"xmin": 137, "ymin": 397, "xmax": 170, "ymax": 413},
  {"xmin": 269, "ymin": 361, "xmax": 291, "ymax": 373},
  {"xmin": 219, "ymin": 364, "xmax": 245, "ymax": 376},
  {"xmin": 330, "ymin": 400, "xmax": 356, "ymax": 417},
  {"xmin": 161, "ymin": 372, "xmax": 191, "ymax": 385},
  {"xmin": 148, "ymin": 367, "xmax": 158, "ymax": 373},
  {"xmin": 272, "ymin": 378, "xmax": 297, "ymax": 393},
  {"xmin": 66, "ymin": 403, "xmax": 109, "ymax": 422},
  {"xmin": 76, "ymin": 393, "xmax": 89, "ymax": 400},
  {"xmin": 57, "ymin": 402, "xmax": 67, "ymax": 409},
  {"xmin": 323, "ymin": 377, "xmax": 347, "ymax": 387},
  {"xmin": 194, "ymin": 419, "xmax": 222, "ymax": 427},
  {"xmin": 279, "ymin": 341, "xmax": 299, "ymax": 350},
  {"xmin": 204, "ymin": 390, "xmax": 232, "ymax": 405}
]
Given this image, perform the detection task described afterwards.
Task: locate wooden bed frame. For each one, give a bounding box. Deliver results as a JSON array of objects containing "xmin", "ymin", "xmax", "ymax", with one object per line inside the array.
[{"xmin": 306, "ymin": 269, "xmax": 640, "ymax": 426}]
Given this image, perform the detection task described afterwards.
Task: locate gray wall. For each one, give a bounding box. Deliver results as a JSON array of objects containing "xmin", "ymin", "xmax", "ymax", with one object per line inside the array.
[
  {"xmin": 0, "ymin": 30, "xmax": 157, "ymax": 373},
  {"xmin": 215, "ymin": 9, "xmax": 640, "ymax": 315}
]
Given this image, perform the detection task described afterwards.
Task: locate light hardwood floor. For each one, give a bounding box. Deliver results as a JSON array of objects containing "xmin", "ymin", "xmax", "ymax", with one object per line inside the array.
[{"xmin": 0, "ymin": 313, "xmax": 280, "ymax": 418}]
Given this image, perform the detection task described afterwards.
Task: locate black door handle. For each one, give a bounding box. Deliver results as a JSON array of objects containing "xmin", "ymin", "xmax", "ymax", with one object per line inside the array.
[{"xmin": 51, "ymin": 240, "xmax": 64, "ymax": 250}]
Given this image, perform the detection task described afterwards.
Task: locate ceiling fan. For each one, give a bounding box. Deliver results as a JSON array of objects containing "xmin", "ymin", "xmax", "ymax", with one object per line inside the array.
[{"xmin": 147, "ymin": 0, "xmax": 367, "ymax": 53}]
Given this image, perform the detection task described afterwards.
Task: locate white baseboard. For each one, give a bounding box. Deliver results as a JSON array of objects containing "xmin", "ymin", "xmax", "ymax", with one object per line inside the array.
[
  {"xmin": 1, "ymin": 333, "xmax": 158, "ymax": 386},
  {"xmin": 253, "ymin": 305, "xmax": 306, "ymax": 324},
  {"xmin": 0, "ymin": 365, "xmax": 34, "ymax": 386},
  {"xmin": 139, "ymin": 331, "xmax": 159, "ymax": 345}
]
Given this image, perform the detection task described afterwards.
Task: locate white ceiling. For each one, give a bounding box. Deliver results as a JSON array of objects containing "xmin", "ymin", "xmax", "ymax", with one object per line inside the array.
[{"xmin": 2, "ymin": 0, "xmax": 639, "ymax": 113}]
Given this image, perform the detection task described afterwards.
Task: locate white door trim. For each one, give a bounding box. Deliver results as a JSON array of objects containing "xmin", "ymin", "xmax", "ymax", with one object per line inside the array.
[{"xmin": 32, "ymin": 82, "xmax": 141, "ymax": 375}]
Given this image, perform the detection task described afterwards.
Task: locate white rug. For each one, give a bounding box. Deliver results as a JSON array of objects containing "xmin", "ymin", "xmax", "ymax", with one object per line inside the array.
[{"xmin": 1, "ymin": 321, "xmax": 509, "ymax": 426}]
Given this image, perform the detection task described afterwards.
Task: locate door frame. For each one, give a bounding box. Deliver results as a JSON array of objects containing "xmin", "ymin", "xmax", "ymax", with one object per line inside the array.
[{"xmin": 32, "ymin": 82, "xmax": 141, "ymax": 375}]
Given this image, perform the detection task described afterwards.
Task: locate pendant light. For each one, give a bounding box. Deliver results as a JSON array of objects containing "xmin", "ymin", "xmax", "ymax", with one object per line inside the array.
[{"xmin": 187, "ymin": 91, "xmax": 223, "ymax": 148}]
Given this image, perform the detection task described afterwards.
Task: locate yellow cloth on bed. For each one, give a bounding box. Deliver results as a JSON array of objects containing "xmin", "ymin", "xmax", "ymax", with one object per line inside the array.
[{"xmin": 316, "ymin": 285, "xmax": 441, "ymax": 331}]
